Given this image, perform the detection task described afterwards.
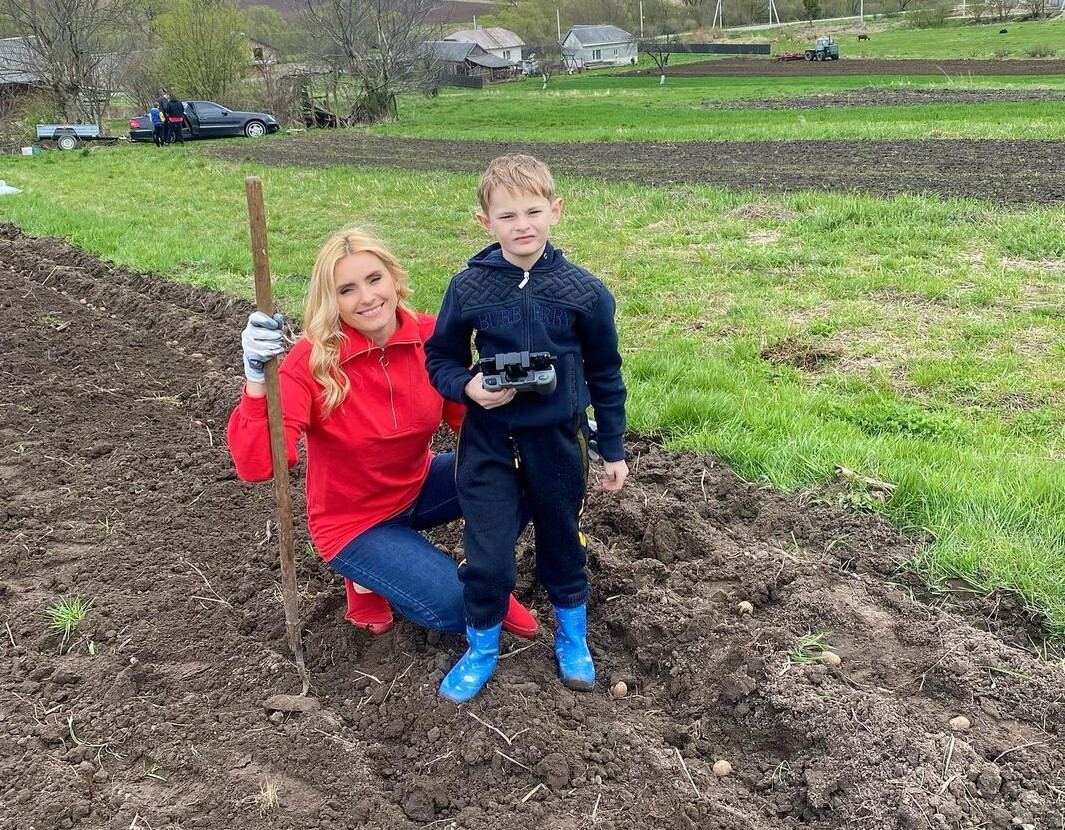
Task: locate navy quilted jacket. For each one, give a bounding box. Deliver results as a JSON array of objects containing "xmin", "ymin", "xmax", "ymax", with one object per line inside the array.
[{"xmin": 426, "ymin": 242, "xmax": 627, "ymax": 462}]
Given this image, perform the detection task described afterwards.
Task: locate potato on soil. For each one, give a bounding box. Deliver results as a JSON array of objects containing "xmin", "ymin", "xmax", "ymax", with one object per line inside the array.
[
  {"xmin": 820, "ymin": 651, "xmax": 842, "ymax": 667},
  {"xmin": 712, "ymin": 760, "xmax": 733, "ymax": 777},
  {"xmin": 611, "ymin": 681, "xmax": 628, "ymax": 698},
  {"xmin": 737, "ymin": 601, "xmax": 754, "ymax": 615},
  {"xmin": 948, "ymin": 715, "xmax": 971, "ymax": 732}
]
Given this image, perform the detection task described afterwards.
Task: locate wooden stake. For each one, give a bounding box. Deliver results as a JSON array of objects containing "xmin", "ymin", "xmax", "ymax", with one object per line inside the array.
[{"xmin": 245, "ymin": 175, "xmax": 309, "ymax": 696}]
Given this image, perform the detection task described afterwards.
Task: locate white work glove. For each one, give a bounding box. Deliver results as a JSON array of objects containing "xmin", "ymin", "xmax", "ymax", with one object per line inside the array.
[{"xmin": 241, "ymin": 311, "xmax": 286, "ymax": 383}]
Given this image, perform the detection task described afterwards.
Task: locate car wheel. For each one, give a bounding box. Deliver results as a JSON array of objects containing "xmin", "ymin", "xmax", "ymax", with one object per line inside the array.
[
  {"xmin": 57, "ymin": 134, "xmax": 79, "ymax": 151},
  {"xmin": 244, "ymin": 120, "xmax": 266, "ymax": 138}
]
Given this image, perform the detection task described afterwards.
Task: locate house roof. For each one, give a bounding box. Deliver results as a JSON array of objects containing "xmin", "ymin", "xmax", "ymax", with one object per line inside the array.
[
  {"xmin": 446, "ymin": 27, "xmax": 524, "ymax": 50},
  {"xmin": 565, "ymin": 25, "xmax": 634, "ymax": 46},
  {"xmin": 0, "ymin": 37, "xmax": 40, "ymax": 84},
  {"xmin": 422, "ymin": 40, "xmax": 515, "ymax": 67},
  {"xmin": 468, "ymin": 52, "xmax": 513, "ymax": 68},
  {"xmin": 422, "ymin": 40, "xmax": 481, "ymax": 62}
]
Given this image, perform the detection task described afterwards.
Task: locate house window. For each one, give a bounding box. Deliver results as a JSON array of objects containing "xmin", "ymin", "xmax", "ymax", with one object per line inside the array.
[
  {"xmin": 613, "ymin": 48, "xmax": 619, "ymax": 57},
  {"xmin": 592, "ymin": 48, "xmax": 602, "ymax": 60},
  {"xmin": 503, "ymin": 50, "xmax": 510, "ymax": 59}
]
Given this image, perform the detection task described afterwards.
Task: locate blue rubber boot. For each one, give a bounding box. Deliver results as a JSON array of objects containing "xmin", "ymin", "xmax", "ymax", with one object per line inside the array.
[
  {"xmin": 553, "ymin": 604, "xmax": 595, "ymax": 691},
  {"xmin": 439, "ymin": 624, "xmax": 501, "ymax": 704}
]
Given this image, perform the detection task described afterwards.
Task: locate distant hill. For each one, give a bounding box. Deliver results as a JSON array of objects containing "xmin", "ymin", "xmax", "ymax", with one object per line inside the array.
[{"xmin": 235, "ymin": 0, "xmax": 498, "ymax": 25}]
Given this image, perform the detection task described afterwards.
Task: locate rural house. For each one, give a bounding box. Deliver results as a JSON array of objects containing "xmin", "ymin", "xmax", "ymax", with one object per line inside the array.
[
  {"xmin": 250, "ymin": 37, "xmax": 280, "ymax": 66},
  {"xmin": 421, "ymin": 40, "xmax": 518, "ymax": 87},
  {"xmin": 444, "ymin": 27, "xmax": 524, "ymax": 65},
  {"xmin": 0, "ymin": 36, "xmax": 41, "ymax": 94},
  {"xmin": 560, "ymin": 25, "xmax": 637, "ymax": 69}
]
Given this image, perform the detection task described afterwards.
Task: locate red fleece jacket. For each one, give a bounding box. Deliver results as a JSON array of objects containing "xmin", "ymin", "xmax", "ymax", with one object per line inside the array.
[{"xmin": 227, "ymin": 309, "xmax": 464, "ymax": 560}]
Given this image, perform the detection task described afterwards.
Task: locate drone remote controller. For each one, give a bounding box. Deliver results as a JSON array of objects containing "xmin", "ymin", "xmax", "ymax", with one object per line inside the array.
[{"xmin": 479, "ymin": 351, "xmax": 557, "ymax": 395}]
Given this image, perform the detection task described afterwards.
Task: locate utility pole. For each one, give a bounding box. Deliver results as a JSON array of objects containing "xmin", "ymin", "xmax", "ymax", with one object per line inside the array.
[
  {"xmin": 556, "ymin": 8, "xmax": 562, "ymax": 43},
  {"xmin": 639, "ymin": 1, "xmax": 644, "ymax": 36},
  {"xmin": 860, "ymin": 0, "xmax": 864, "ymax": 21},
  {"xmin": 712, "ymin": 0, "xmax": 723, "ymax": 28},
  {"xmin": 768, "ymin": 0, "xmax": 780, "ymax": 25}
]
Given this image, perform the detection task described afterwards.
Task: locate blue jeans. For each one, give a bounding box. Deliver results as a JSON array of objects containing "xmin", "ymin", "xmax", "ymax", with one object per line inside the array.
[{"xmin": 329, "ymin": 453, "xmax": 469, "ymax": 633}]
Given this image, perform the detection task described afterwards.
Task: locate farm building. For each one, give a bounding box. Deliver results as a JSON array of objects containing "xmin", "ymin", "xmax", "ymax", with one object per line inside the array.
[
  {"xmin": 444, "ymin": 27, "xmax": 524, "ymax": 65},
  {"xmin": 0, "ymin": 36, "xmax": 41, "ymax": 92},
  {"xmin": 249, "ymin": 37, "xmax": 280, "ymax": 66},
  {"xmin": 421, "ymin": 40, "xmax": 518, "ymax": 86},
  {"xmin": 560, "ymin": 25, "xmax": 637, "ymax": 69}
]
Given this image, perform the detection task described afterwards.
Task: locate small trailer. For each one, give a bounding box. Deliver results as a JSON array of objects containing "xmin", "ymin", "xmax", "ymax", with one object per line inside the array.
[{"xmin": 35, "ymin": 123, "xmax": 118, "ymax": 151}]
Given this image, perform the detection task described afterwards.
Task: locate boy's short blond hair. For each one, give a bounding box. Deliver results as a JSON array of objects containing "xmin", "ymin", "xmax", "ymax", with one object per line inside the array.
[{"xmin": 477, "ymin": 154, "xmax": 556, "ymax": 212}]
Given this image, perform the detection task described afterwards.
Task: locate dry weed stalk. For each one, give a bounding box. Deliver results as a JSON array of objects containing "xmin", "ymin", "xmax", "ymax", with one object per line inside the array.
[{"xmin": 256, "ymin": 776, "xmax": 280, "ymax": 816}]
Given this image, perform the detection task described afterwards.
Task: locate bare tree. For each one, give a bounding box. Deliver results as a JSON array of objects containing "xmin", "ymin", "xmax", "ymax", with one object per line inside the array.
[
  {"xmin": 289, "ymin": 0, "xmax": 442, "ymax": 123},
  {"xmin": 1024, "ymin": 0, "xmax": 1049, "ymax": 17},
  {"xmin": 639, "ymin": 26, "xmax": 681, "ymax": 85},
  {"xmin": 0, "ymin": 0, "xmax": 136, "ymax": 125},
  {"xmin": 524, "ymin": 39, "xmax": 563, "ymax": 89}
]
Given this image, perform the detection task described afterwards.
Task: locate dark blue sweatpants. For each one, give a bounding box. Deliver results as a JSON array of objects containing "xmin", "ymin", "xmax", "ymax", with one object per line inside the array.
[{"xmin": 456, "ymin": 413, "xmax": 590, "ymax": 629}]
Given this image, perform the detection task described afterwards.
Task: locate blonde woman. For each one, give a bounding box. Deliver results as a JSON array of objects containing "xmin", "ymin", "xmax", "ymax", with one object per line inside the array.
[{"xmin": 227, "ymin": 228, "xmax": 538, "ymax": 638}]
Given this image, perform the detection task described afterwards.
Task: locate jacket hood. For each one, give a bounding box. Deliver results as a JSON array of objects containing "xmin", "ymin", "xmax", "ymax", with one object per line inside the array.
[{"xmin": 467, "ymin": 242, "xmax": 566, "ymax": 275}]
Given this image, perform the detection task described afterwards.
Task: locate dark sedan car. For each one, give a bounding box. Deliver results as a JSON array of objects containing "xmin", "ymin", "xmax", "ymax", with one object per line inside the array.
[{"xmin": 129, "ymin": 100, "xmax": 280, "ymax": 142}]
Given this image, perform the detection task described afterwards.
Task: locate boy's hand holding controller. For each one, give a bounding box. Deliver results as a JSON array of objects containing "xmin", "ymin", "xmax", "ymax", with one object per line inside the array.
[{"xmin": 464, "ymin": 373, "xmax": 517, "ymax": 409}]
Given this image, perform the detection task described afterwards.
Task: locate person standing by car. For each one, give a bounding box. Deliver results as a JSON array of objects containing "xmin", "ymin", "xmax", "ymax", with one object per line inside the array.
[
  {"xmin": 149, "ymin": 104, "xmax": 165, "ymax": 147},
  {"xmin": 164, "ymin": 93, "xmax": 185, "ymax": 145}
]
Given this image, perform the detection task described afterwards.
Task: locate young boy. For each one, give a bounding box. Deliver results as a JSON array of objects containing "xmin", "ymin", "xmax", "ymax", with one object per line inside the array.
[
  {"xmin": 149, "ymin": 104, "xmax": 165, "ymax": 147},
  {"xmin": 426, "ymin": 154, "xmax": 628, "ymax": 703}
]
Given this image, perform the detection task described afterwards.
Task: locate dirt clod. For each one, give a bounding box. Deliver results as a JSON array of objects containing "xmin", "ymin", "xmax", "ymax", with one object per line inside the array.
[
  {"xmin": 819, "ymin": 651, "xmax": 842, "ymax": 667},
  {"xmin": 263, "ymin": 694, "xmax": 321, "ymax": 713}
]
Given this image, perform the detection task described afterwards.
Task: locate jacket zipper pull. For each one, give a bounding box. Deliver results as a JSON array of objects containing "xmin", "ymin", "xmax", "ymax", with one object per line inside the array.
[
  {"xmin": 518, "ymin": 271, "xmax": 529, "ymax": 289},
  {"xmin": 510, "ymin": 435, "xmax": 520, "ymax": 469}
]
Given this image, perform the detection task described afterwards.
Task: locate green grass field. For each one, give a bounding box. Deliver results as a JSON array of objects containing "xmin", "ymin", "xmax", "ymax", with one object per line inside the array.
[
  {"xmin": 378, "ymin": 75, "xmax": 1065, "ymax": 141},
  {"xmin": 1, "ymin": 144, "xmax": 1063, "ymax": 634},
  {"xmin": 767, "ymin": 17, "xmax": 1065, "ymax": 59}
]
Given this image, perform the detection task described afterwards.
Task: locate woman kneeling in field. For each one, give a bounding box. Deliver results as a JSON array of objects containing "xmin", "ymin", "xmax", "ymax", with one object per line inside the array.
[{"xmin": 227, "ymin": 228, "xmax": 538, "ymax": 639}]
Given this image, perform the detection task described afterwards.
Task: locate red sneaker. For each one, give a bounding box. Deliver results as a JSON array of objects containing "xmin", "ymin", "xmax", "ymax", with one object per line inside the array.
[
  {"xmin": 501, "ymin": 594, "xmax": 538, "ymax": 639},
  {"xmin": 344, "ymin": 581, "xmax": 394, "ymax": 635}
]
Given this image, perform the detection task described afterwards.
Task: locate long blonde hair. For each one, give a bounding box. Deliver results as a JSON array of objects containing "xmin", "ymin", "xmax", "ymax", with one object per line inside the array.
[{"xmin": 303, "ymin": 228, "xmax": 412, "ymax": 415}]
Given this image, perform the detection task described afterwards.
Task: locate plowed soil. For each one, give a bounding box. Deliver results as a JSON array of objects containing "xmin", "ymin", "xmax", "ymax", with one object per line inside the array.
[
  {"xmin": 627, "ymin": 57, "xmax": 1065, "ymax": 77},
  {"xmin": 205, "ymin": 132, "xmax": 1065, "ymax": 204},
  {"xmin": 704, "ymin": 86, "xmax": 1065, "ymax": 109},
  {"xmin": 2, "ymin": 224, "xmax": 1064, "ymax": 830}
]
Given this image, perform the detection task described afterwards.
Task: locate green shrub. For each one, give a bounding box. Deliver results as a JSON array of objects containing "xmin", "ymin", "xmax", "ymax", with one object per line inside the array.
[
  {"xmin": 1025, "ymin": 45, "xmax": 1056, "ymax": 58},
  {"xmin": 908, "ymin": 0, "xmax": 952, "ymax": 28}
]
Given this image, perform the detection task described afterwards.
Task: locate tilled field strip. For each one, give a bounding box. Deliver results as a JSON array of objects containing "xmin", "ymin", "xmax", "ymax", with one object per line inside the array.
[
  {"xmin": 2, "ymin": 226, "xmax": 1064, "ymax": 829},
  {"xmin": 204, "ymin": 135, "xmax": 1065, "ymax": 204}
]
